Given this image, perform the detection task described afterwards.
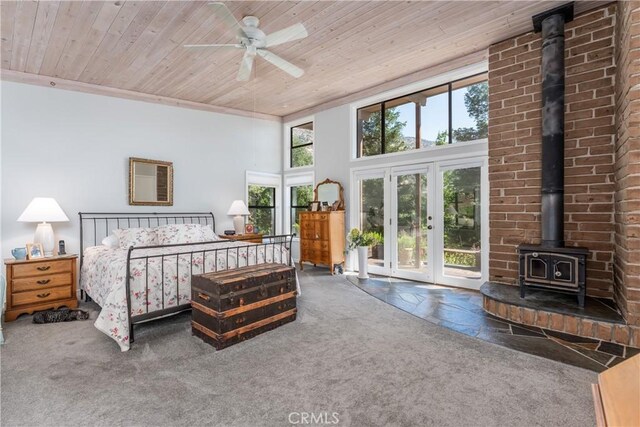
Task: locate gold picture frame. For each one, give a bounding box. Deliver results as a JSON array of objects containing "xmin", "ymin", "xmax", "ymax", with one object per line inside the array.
[
  {"xmin": 129, "ymin": 157, "xmax": 174, "ymax": 206},
  {"xmin": 26, "ymin": 243, "xmax": 44, "ymax": 260}
]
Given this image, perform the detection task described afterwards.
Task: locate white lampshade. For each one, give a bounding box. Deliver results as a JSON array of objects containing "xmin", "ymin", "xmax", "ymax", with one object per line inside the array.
[
  {"xmin": 18, "ymin": 198, "xmax": 69, "ymax": 223},
  {"xmin": 227, "ymin": 200, "xmax": 250, "ymax": 216}
]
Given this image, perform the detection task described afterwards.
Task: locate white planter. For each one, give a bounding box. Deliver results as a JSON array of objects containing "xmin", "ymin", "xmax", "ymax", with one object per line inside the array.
[{"xmin": 357, "ymin": 246, "xmax": 369, "ymax": 280}]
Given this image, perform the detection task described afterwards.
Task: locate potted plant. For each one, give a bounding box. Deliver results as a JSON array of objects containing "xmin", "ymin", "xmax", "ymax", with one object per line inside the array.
[
  {"xmin": 397, "ymin": 232, "xmax": 415, "ymax": 266},
  {"xmin": 347, "ymin": 228, "xmax": 382, "ymax": 279}
]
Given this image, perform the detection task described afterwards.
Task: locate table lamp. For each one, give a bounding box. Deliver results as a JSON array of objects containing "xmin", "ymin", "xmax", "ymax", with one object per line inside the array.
[
  {"xmin": 18, "ymin": 197, "xmax": 69, "ymax": 257},
  {"xmin": 227, "ymin": 200, "xmax": 250, "ymax": 235}
]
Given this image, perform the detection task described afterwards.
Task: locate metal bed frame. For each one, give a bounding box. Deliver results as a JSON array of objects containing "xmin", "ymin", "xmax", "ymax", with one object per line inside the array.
[{"xmin": 79, "ymin": 212, "xmax": 293, "ymax": 345}]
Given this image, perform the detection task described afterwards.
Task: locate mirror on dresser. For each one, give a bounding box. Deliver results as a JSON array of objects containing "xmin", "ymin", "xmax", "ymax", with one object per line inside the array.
[
  {"xmin": 313, "ymin": 178, "xmax": 345, "ymax": 211},
  {"xmin": 129, "ymin": 157, "xmax": 173, "ymax": 206},
  {"xmin": 298, "ymin": 179, "xmax": 346, "ymax": 274}
]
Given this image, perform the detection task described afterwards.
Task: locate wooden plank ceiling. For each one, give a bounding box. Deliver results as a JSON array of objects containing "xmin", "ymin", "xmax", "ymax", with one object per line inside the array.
[{"xmin": 1, "ymin": 0, "xmax": 606, "ymax": 118}]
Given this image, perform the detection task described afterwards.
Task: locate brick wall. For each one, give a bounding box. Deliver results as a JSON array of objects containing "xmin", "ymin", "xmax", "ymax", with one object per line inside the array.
[
  {"xmin": 487, "ymin": 4, "xmax": 617, "ymax": 299},
  {"xmin": 614, "ymin": 1, "xmax": 640, "ymax": 326}
]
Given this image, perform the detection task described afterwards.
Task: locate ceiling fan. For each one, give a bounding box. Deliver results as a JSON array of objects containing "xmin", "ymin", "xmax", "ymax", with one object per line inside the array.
[{"xmin": 185, "ymin": 2, "xmax": 308, "ymax": 81}]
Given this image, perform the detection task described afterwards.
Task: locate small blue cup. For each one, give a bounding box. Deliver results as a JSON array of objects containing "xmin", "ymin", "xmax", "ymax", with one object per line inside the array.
[{"xmin": 11, "ymin": 248, "xmax": 27, "ymax": 260}]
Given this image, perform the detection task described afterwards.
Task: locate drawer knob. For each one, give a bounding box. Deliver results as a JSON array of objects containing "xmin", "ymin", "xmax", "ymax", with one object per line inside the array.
[
  {"xmin": 37, "ymin": 279, "xmax": 51, "ymax": 285},
  {"xmin": 37, "ymin": 266, "xmax": 51, "ymax": 271},
  {"xmin": 37, "ymin": 292, "xmax": 51, "ymax": 298},
  {"xmin": 197, "ymin": 292, "xmax": 210, "ymax": 302}
]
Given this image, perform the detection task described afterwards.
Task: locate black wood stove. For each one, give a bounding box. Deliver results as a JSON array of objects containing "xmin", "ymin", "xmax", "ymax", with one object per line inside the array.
[{"xmin": 518, "ymin": 3, "xmax": 589, "ymax": 308}]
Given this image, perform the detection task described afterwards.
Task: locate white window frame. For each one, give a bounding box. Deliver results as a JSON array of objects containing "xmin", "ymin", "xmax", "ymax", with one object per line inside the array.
[
  {"xmin": 284, "ymin": 116, "xmax": 315, "ymax": 172},
  {"xmin": 350, "ymin": 62, "xmax": 488, "ymax": 162},
  {"xmin": 246, "ymin": 171, "xmax": 282, "ymax": 235},
  {"xmin": 284, "ymin": 172, "xmax": 315, "ymax": 237}
]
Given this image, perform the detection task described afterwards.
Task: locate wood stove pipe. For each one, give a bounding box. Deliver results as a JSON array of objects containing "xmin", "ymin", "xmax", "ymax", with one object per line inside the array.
[{"xmin": 532, "ymin": 3, "xmax": 574, "ymax": 248}]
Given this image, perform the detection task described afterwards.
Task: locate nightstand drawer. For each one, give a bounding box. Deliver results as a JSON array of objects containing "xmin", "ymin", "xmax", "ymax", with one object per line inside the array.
[
  {"xmin": 12, "ymin": 260, "xmax": 72, "ymax": 278},
  {"xmin": 12, "ymin": 285, "xmax": 72, "ymax": 306},
  {"xmin": 12, "ymin": 272, "xmax": 73, "ymax": 293}
]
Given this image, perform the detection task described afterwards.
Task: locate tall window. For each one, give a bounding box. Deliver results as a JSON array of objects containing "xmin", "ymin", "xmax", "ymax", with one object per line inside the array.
[
  {"xmin": 291, "ymin": 122, "xmax": 314, "ymax": 168},
  {"xmin": 248, "ymin": 185, "xmax": 276, "ymax": 235},
  {"xmin": 357, "ymin": 73, "xmax": 487, "ymax": 157},
  {"xmin": 290, "ymin": 185, "xmax": 313, "ymax": 234}
]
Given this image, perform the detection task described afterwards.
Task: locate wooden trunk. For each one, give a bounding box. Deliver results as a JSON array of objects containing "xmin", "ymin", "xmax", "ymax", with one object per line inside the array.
[{"xmin": 191, "ymin": 263, "xmax": 297, "ymax": 350}]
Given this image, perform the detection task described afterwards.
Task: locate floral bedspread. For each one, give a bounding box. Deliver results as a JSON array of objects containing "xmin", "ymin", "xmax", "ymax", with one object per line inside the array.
[{"xmin": 81, "ymin": 241, "xmax": 291, "ymax": 351}]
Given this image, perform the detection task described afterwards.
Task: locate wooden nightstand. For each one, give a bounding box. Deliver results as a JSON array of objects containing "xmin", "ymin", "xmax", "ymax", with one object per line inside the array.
[
  {"xmin": 218, "ymin": 233, "xmax": 264, "ymax": 244},
  {"xmin": 4, "ymin": 254, "xmax": 78, "ymax": 322}
]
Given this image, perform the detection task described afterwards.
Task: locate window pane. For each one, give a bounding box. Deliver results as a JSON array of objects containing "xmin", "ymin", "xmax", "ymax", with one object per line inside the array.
[
  {"xmin": 452, "ymin": 76, "xmax": 488, "ymax": 143},
  {"xmin": 248, "ymin": 185, "xmax": 274, "ymax": 207},
  {"xmin": 396, "ymin": 173, "xmax": 429, "ymax": 273},
  {"xmin": 248, "ymin": 185, "xmax": 275, "ymax": 235},
  {"xmin": 292, "ymin": 185, "xmax": 313, "ymax": 206},
  {"xmin": 291, "ymin": 122, "xmax": 313, "ymax": 147},
  {"xmin": 360, "ymin": 177, "xmax": 384, "ymax": 267},
  {"xmin": 442, "ymin": 167, "xmax": 481, "ymax": 279},
  {"xmin": 385, "ymin": 99, "xmax": 416, "ymax": 154},
  {"xmin": 291, "ymin": 145, "xmax": 313, "ymax": 168},
  {"xmin": 290, "ymin": 184, "xmax": 313, "ymax": 234},
  {"xmin": 357, "ymin": 103, "xmax": 382, "ymax": 157},
  {"xmin": 419, "ymin": 85, "xmax": 449, "ymax": 147},
  {"xmin": 249, "ymin": 208, "xmax": 274, "ymax": 235}
]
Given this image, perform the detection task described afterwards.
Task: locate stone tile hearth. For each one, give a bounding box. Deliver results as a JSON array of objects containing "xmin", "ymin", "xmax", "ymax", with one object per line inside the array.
[{"xmin": 345, "ymin": 274, "xmax": 639, "ymax": 373}]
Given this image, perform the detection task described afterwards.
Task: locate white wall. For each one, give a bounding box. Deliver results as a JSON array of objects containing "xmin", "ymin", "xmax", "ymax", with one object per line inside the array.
[
  {"xmin": 313, "ymin": 105, "xmax": 352, "ymax": 210},
  {"xmin": 1, "ymin": 82, "xmax": 282, "ymax": 259}
]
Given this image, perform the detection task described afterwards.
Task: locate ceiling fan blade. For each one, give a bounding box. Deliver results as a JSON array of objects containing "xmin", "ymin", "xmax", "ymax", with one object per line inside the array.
[
  {"xmin": 257, "ymin": 50, "xmax": 304, "ymax": 78},
  {"xmin": 208, "ymin": 2, "xmax": 248, "ymax": 39},
  {"xmin": 184, "ymin": 44, "xmax": 243, "ymax": 48},
  {"xmin": 265, "ymin": 23, "xmax": 308, "ymax": 48},
  {"xmin": 237, "ymin": 51, "xmax": 255, "ymax": 81}
]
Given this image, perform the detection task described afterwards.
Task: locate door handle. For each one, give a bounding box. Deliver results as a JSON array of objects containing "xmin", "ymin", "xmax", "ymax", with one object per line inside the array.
[
  {"xmin": 427, "ymin": 225, "xmax": 433, "ymax": 230},
  {"xmin": 428, "ymin": 216, "xmax": 432, "ymax": 220}
]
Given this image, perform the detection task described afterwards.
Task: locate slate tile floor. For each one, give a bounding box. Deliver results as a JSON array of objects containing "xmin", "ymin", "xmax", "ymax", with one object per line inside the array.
[{"xmin": 345, "ymin": 274, "xmax": 639, "ymax": 372}]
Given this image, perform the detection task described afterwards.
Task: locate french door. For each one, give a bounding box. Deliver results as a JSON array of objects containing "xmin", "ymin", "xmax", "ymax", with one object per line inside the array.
[
  {"xmin": 353, "ymin": 159, "xmax": 487, "ymax": 290},
  {"xmin": 390, "ymin": 165, "xmax": 435, "ymax": 282}
]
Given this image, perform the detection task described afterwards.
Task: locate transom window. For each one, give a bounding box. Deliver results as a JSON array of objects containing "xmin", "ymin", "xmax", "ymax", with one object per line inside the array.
[
  {"xmin": 290, "ymin": 122, "xmax": 314, "ymax": 168},
  {"xmin": 357, "ymin": 73, "xmax": 488, "ymax": 158}
]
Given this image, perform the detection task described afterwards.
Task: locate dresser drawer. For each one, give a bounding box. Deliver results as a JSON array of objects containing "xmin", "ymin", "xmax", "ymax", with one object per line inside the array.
[
  {"xmin": 12, "ymin": 260, "xmax": 72, "ymax": 278},
  {"xmin": 311, "ymin": 240, "xmax": 329, "ymax": 251},
  {"xmin": 12, "ymin": 285, "xmax": 72, "ymax": 306},
  {"xmin": 301, "ymin": 229, "xmax": 317, "ymax": 240},
  {"xmin": 12, "ymin": 272, "xmax": 73, "ymax": 293}
]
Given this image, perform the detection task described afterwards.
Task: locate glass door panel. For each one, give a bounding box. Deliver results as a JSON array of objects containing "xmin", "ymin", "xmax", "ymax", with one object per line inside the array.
[
  {"xmin": 359, "ymin": 176, "xmax": 386, "ymax": 269},
  {"xmin": 391, "ymin": 167, "xmax": 434, "ymax": 282},
  {"xmin": 441, "ymin": 166, "xmax": 482, "ymax": 280}
]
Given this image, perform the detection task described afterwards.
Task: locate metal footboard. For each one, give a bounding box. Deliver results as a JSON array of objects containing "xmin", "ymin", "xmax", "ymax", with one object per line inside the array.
[{"xmin": 124, "ymin": 234, "xmax": 294, "ymax": 343}]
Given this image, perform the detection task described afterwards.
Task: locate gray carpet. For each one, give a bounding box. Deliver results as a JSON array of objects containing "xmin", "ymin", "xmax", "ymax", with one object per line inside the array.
[{"xmin": 1, "ymin": 269, "xmax": 597, "ymax": 427}]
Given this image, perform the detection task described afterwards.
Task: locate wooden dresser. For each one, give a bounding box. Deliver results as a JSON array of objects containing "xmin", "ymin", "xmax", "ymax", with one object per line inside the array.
[
  {"xmin": 299, "ymin": 211, "xmax": 345, "ymax": 274},
  {"xmin": 4, "ymin": 255, "xmax": 78, "ymax": 321}
]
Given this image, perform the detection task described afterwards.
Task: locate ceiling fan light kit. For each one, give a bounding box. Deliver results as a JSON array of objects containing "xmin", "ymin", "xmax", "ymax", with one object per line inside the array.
[{"xmin": 184, "ymin": 2, "xmax": 308, "ymax": 81}]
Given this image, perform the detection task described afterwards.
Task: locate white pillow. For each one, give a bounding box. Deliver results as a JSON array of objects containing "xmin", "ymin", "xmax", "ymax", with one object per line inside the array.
[
  {"xmin": 156, "ymin": 223, "xmax": 208, "ymax": 245},
  {"xmin": 113, "ymin": 228, "xmax": 158, "ymax": 249},
  {"xmin": 200, "ymin": 225, "xmax": 219, "ymax": 241},
  {"xmin": 101, "ymin": 234, "xmax": 119, "ymax": 249}
]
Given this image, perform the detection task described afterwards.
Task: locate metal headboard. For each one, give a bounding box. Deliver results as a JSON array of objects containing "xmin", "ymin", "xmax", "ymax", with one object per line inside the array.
[{"xmin": 78, "ymin": 211, "xmax": 215, "ymax": 267}]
